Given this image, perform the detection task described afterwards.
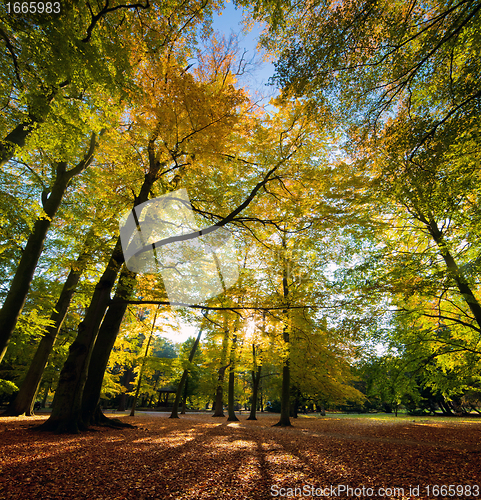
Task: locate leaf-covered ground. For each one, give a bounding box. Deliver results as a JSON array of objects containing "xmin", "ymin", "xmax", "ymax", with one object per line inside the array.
[{"xmin": 1, "ymin": 412, "xmax": 480, "ymax": 499}]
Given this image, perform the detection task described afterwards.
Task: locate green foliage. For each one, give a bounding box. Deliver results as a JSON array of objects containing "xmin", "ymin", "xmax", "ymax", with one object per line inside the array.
[
  {"xmin": 3, "ymin": 0, "xmax": 480, "ymax": 423},
  {"xmin": 0, "ymin": 379, "xmax": 18, "ymax": 395}
]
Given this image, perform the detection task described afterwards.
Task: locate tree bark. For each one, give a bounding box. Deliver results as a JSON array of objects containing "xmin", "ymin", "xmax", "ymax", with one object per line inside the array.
[
  {"xmin": 3, "ymin": 234, "xmax": 93, "ymax": 416},
  {"xmin": 89, "ymin": 403, "xmax": 134, "ymax": 428},
  {"xmin": 40, "ymin": 383, "xmax": 50, "ymax": 408},
  {"xmin": 180, "ymin": 379, "xmax": 188, "ymax": 415},
  {"xmin": 247, "ymin": 342, "xmax": 265, "ymax": 420},
  {"xmin": 427, "ymin": 217, "xmax": 481, "ymax": 329},
  {"xmin": 247, "ymin": 363, "xmax": 262, "ymax": 420},
  {"xmin": 37, "ymin": 237, "xmax": 128, "ymax": 433},
  {"xmin": 81, "ymin": 267, "xmax": 136, "ymax": 425},
  {"xmin": 275, "ymin": 237, "xmax": 292, "ymax": 427},
  {"xmin": 275, "ymin": 362, "xmax": 292, "ymax": 426},
  {"xmin": 227, "ymin": 368, "xmax": 239, "ymax": 421},
  {"xmin": 118, "ymin": 367, "xmax": 134, "ymax": 412},
  {"xmin": 0, "ymin": 116, "xmax": 42, "ymax": 169},
  {"xmin": 130, "ymin": 306, "xmax": 159, "ymax": 417},
  {"xmin": 213, "ymin": 324, "xmax": 230, "ymax": 417},
  {"xmin": 0, "ymin": 133, "xmax": 98, "ymax": 364}
]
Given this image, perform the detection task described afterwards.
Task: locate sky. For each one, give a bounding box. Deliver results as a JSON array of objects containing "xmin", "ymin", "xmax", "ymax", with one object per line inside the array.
[{"xmin": 210, "ymin": 1, "xmax": 278, "ymax": 102}]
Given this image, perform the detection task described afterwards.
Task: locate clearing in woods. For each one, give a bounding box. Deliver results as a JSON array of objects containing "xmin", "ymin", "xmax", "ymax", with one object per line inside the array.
[{"xmin": 0, "ymin": 412, "xmax": 480, "ymax": 499}]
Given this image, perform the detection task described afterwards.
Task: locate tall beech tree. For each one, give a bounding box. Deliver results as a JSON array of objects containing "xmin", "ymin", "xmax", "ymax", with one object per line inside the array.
[
  {"xmin": 274, "ymin": 232, "xmax": 293, "ymax": 427},
  {"xmin": 260, "ymin": 0, "xmax": 481, "ymax": 153},
  {"xmin": 247, "ymin": 0, "xmax": 481, "ymax": 406},
  {"xmin": 247, "ymin": 343, "xmax": 262, "ymax": 420},
  {"xmin": 79, "ymin": 39, "xmax": 260, "ymax": 427},
  {"xmin": 39, "ymin": 35, "xmax": 263, "ymax": 431},
  {"xmin": 3, "ymin": 230, "xmax": 95, "ymax": 416},
  {"xmin": 81, "ymin": 267, "xmax": 139, "ymax": 426},
  {"xmin": 212, "ymin": 313, "xmax": 231, "ymax": 417},
  {"xmin": 346, "ymin": 107, "xmax": 481, "ymax": 397},
  {"xmin": 129, "ymin": 306, "xmax": 161, "ymax": 417},
  {"xmin": 0, "ymin": 133, "xmax": 100, "ymax": 363},
  {"xmin": 77, "ymin": 66, "xmax": 326, "ymax": 431},
  {"xmin": 170, "ymin": 323, "xmax": 205, "ymax": 418},
  {"xmin": 0, "ymin": 0, "xmax": 217, "ymax": 365},
  {"xmin": 227, "ymin": 320, "xmax": 241, "ymax": 421},
  {"xmin": 38, "ymin": 141, "xmax": 165, "ymax": 432}
]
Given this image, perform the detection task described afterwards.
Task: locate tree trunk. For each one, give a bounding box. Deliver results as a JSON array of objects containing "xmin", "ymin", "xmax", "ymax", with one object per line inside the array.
[
  {"xmin": 0, "ymin": 117, "xmax": 41, "ymax": 169},
  {"xmin": 181, "ymin": 379, "xmax": 188, "ymax": 415},
  {"xmin": 81, "ymin": 267, "xmax": 136, "ymax": 425},
  {"xmin": 170, "ymin": 325, "xmax": 204, "ymax": 418},
  {"xmin": 227, "ymin": 368, "xmax": 238, "ymax": 421},
  {"xmin": 130, "ymin": 306, "xmax": 159, "ymax": 417},
  {"xmin": 38, "ymin": 146, "xmax": 163, "ymax": 433},
  {"xmin": 171, "ymin": 373, "xmax": 188, "ymax": 418},
  {"xmin": 227, "ymin": 332, "xmax": 239, "ymax": 422},
  {"xmin": 291, "ymin": 387, "xmax": 300, "ymax": 418},
  {"xmin": 41, "ymin": 382, "xmax": 51, "ymax": 408},
  {"xmin": 213, "ymin": 316, "xmax": 230, "ymax": 417},
  {"xmin": 3, "ymin": 233, "xmax": 93, "ymax": 416},
  {"xmin": 118, "ymin": 367, "xmax": 134, "ymax": 412},
  {"xmin": 275, "ymin": 362, "xmax": 292, "ymax": 426},
  {"xmin": 0, "ymin": 84, "xmax": 65, "ymax": 169},
  {"xmin": 37, "ymin": 237, "xmax": 127, "ymax": 433},
  {"xmin": 247, "ymin": 344, "xmax": 262, "ymax": 420},
  {"xmin": 427, "ymin": 217, "xmax": 481, "ymax": 329},
  {"xmin": 275, "ymin": 239, "xmax": 292, "ymax": 427},
  {"xmin": 0, "ymin": 134, "xmax": 98, "ymax": 364}
]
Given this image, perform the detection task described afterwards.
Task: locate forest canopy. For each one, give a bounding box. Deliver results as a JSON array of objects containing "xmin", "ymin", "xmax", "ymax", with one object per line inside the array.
[{"xmin": 1, "ymin": 0, "xmax": 480, "ymax": 431}]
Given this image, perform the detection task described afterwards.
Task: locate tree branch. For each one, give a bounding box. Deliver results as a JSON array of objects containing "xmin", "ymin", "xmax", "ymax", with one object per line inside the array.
[
  {"xmin": 82, "ymin": 0, "xmax": 150, "ymax": 43},
  {"xmin": 66, "ymin": 131, "xmax": 100, "ymax": 179},
  {"xmin": 127, "ymin": 157, "xmax": 292, "ymax": 261}
]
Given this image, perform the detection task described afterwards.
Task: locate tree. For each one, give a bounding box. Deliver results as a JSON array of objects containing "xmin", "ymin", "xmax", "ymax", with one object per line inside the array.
[
  {"xmin": 252, "ymin": 0, "xmax": 481, "ymax": 408},
  {"xmin": 343, "ymin": 100, "xmax": 481, "ymax": 395},
  {"xmin": 0, "ymin": 0, "xmax": 219, "ymax": 365},
  {"xmin": 247, "ymin": 343, "xmax": 263, "ymax": 420},
  {"xmin": 170, "ymin": 323, "xmax": 205, "ymax": 418},
  {"xmin": 0, "ymin": 0, "xmax": 216, "ymax": 167},
  {"xmin": 40, "ymin": 28, "xmax": 274, "ymax": 431},
  {"xmin": 3, "ymin": 229, "xmax": 95, "ymax": 416},
  {"xmin": 0, "ymin": 133, "xmax": 100, "ymax": 363},
  {"xmin": 261, "ymin": 0, "xmax": 481, "ymax": 155},
  {"xmin": 212, "ymin": 313, "xmax": 231, "ymax": 417},
  {"xmin": 129, "ymin": 306, "xmax": 160, "ymax": 416}
]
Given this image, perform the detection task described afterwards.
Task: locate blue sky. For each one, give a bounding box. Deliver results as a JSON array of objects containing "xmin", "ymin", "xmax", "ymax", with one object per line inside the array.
[{"xmin": 210, "ymin": 1, "xmax": 277, "ymax": 101}]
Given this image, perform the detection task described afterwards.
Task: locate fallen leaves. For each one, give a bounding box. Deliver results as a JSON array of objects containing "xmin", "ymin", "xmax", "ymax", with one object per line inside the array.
[{"xmin": 0, "ymin": 413, "xmax": 480, "ymax": 499}]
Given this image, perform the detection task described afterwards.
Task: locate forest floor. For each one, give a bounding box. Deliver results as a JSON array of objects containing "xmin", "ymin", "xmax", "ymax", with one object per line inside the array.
[{"xmin": 1, "ymin": 412, "xmax": 480, "ymax": 500}]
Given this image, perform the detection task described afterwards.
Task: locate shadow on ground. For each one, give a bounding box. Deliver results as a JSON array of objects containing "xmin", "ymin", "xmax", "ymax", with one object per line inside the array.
[{"xmin": 1, "ymin": 413, "xmax": 480, "ymax": 499}]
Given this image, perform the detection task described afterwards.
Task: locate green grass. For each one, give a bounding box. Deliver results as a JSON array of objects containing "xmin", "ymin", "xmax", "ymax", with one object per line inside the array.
[{"xmin": 299, "ymin": 411, "xmax": 481, "ymax": 424}]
